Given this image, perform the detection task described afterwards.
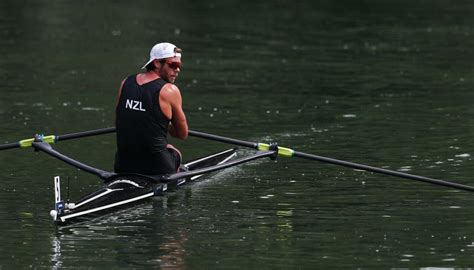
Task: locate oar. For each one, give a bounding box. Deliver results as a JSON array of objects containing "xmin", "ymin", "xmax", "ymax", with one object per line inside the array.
[
  {"xmin": 188, "ymin": 130, "xmax": 474, "ymax": 192},
  {"xmin": 0, "ymin": 127, "xmax": 116, "ymax": 151}
]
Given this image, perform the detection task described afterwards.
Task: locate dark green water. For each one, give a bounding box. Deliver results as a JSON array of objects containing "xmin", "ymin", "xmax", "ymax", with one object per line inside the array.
[{"xmin": 1, "ymin": 0, "xmax": 474, "ymax": 268}]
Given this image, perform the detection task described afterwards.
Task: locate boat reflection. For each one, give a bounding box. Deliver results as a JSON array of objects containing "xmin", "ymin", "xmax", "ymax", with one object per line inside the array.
[{"xmin": 49, "ymin": 199, "xmax": 189, "ymax": 269}]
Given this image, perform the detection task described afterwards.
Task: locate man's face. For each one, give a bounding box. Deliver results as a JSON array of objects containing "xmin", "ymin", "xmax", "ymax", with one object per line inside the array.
[{"xmin": 159, "ymin": 56, "xmax": 181, "ymax": 83}]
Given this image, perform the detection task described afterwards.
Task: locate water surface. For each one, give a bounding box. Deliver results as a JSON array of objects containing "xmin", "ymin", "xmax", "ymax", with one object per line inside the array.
[{"xmin": 1, "ymin": 0, "xmax": 474, "ymax": 268}]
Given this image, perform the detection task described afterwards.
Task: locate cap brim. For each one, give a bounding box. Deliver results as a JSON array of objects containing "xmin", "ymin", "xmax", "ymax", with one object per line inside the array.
[{"xmin": 141, "ymin": 59, "xmax": 154, "ymax": 69}]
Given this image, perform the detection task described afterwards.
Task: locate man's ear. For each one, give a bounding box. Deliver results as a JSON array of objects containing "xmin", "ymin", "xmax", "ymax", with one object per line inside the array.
[{"xmin": 153, "ymin": 59, "xmax": 161, "ymax": 69}]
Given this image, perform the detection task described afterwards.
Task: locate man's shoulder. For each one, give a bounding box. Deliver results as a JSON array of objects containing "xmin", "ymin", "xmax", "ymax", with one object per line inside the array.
[
  {"xmin": 162, "ymin": 83, "xmax": 180, "ymax": 93},
  {"xmin": 160, "ymin": 83, "xmax": 182, "ymax": 103}
]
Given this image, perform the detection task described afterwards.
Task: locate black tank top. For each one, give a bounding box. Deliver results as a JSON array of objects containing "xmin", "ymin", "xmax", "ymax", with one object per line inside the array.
[{"xmin": 114, "ymin": 75, "xmax": 171, "ymax": 174}]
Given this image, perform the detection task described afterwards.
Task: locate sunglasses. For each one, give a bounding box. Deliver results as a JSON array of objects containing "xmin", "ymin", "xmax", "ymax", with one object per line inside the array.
[{"xmin": 165, "ymin": 61, "xmax": 182, "ymax": 69}]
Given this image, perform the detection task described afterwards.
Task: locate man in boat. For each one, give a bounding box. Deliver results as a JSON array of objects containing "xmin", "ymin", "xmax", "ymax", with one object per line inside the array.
[{"xmin": 114, "ymin": 42, "xmax": 188, "ymax": 175}]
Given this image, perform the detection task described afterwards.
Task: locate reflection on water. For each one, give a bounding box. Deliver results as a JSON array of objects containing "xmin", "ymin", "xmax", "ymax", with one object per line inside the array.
[
  {"xmin": 50, "ymin": 235, "xmax": 62, "ymax": 270},
  {"xmin": 50, "ymin": 201, "xmax": 191, "ymax": 269},
  {"xmin": 45, "ymin": 163, "xmax": 250, "ymax": 268}
]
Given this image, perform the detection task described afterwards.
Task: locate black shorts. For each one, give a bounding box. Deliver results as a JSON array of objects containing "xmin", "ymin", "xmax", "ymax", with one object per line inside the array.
[
  {"xmin": 114, "ymin": 147, "xmax": 181, "ymax": 175},
  {"xmin": 162, "ymin": 147, "xmax": 181, "ymax": 173}
]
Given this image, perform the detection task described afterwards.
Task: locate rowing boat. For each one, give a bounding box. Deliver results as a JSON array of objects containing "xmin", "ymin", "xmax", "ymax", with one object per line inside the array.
[
  {"xmin": 51, "ymin": 148, "xmax": 237, "ymax": 225},
  {"xmin": 1, "ymin": 126, "xmax": 473, "ymax": 226},
  {"xmin": 20, "ymin": 132, "xmax": 277, "ymax": 225}
]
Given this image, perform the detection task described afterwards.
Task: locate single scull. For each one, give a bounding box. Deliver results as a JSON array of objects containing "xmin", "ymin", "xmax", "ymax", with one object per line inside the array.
[
  {"xmin": 1, "ymin": 126, "xmax": 473, "ymax": 225},
  {"xmin": 51, "ymin": 148, "xmax": 238, "ymax": 224},
  {"xmin": 0, "ymin": 129, "xmax": 279, "ymax": 225}
]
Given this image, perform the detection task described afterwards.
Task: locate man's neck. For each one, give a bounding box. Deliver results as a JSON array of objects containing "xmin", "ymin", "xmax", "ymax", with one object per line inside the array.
[{"xmin": 136, "ymin": 70, "xmax": 160, "ymax": 85}]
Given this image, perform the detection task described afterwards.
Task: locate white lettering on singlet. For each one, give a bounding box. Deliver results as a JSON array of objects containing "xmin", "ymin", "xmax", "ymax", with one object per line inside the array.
[{"xmin": 125, "ymin": 99, "xmax": 146, "ymax": 112}]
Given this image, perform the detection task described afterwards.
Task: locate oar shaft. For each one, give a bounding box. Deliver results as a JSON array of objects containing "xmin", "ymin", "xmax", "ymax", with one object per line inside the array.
[
  {"xmin": 293, "ymin": 151, "xmax": 474, "ymax": 192},
  {"xmin": 189, "ymin": 129, "xmax": 474, "ymax": 192},
  {"xmin": 56, "ymin": 127, "xmax": 116, "ymax": 142},
  {"xmin": 0, "ymin": 142, "xmax": 20, "ymax": 151},
  {"xmin": 0, "ymin": 127, "xmax": 117, "ymax": 151}
]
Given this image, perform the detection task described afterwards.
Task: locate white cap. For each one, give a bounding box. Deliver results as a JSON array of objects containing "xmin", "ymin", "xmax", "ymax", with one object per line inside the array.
[{"xmin": 141, "ymin": 42, "xmax": 182, "ymax": 69}]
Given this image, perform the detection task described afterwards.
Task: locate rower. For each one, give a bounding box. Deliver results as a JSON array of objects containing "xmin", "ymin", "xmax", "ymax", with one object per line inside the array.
[{"xmin": 114, "ymin": 42, "xmax": 188, "ymax": 175}]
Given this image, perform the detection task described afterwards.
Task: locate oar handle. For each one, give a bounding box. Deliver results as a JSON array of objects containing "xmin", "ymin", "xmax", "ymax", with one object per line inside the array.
[
  {"xmin": 188, "ymin": 130, "xmax": 257, "ymax": 149},
  {"xmin": 188, "ymin": 130, "xmax": 294, "ymax": 157}
]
